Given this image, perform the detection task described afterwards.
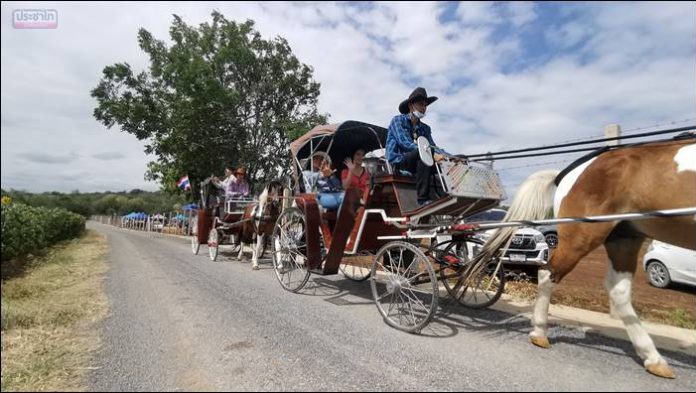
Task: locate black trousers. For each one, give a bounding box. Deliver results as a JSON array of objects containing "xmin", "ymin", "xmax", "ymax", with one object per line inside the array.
[{"xmin": 396, "ymin": 149, "xmax": 434, "ymax": 201}]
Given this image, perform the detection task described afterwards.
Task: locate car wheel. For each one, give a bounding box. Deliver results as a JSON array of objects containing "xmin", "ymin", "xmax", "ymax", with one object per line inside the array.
[
  {"xmin": 646, "ymin": 260, "xmax": 671, "ymax": 288},
  {"xmin": 544, "ymin": 232, "xmax": 558, "ymax": 249}
]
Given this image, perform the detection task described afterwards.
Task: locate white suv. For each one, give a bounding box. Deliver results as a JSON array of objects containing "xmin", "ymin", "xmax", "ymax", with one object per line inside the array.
[{"xmin": 467, "ymin": 209, "xmax": 550, "ymax": 266}]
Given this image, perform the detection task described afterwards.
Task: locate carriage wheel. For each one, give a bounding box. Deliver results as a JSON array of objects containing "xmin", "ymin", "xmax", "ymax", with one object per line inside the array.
[
  {"xmin": 191, "ymin": 236, "xmax": 200, "ymax": 255},
  {"xmin": 370, "ymin": 241, "xmax": 438, "ymax": 333},
  {"xmin": 340, "ymin": 254, "xmax": 372, "ymax": 282},
  {"xmin": 438, "ymin": 239, "xmax": 505, "ymax": 308},
  {"xmin": 191, "ymin": 216, "xmax": 198, "ymax": 236},
  {"xmin": 271, "ymin": 207, "xmax": 311, "ymax": 292},
  {"xmin": 208, "ymin": 228, "xmax": 219, "ymax": 261}
]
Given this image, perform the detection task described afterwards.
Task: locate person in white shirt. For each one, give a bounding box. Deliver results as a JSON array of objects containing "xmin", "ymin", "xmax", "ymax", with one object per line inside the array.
[{"xmin": 212, "ymin": 165, "xmax": 237, "ymax": 217}]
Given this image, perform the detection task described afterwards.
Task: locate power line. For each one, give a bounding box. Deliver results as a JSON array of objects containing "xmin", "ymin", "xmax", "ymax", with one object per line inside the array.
[
  {"xmin": 467, "ymin": 124, "xmax": 695, "ymax": 159},
  {"xmin": 496, "ymin": 159, "xmax": 574, "ymax": 172},
  {"xmin": 468, "ymin": 118, "xmax": 696, "ymax": 158}
]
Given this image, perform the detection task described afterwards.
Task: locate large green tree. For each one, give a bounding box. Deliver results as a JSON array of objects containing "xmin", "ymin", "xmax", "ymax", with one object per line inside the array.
[{"xmin": 92, "ymin": 12, "xmax": 328, "ymax": 195}]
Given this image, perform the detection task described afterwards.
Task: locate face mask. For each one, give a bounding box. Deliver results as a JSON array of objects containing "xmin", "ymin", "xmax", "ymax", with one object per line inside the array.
[{"xmin": 413, "ymin": 110, "xmax": 425, "ymax": 119}]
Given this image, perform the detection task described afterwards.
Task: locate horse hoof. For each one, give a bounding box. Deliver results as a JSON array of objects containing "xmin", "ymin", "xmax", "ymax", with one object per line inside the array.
[
  {"xmin": 529, "ymin": 336, "xmax": 551, "ymax": 349},
  {"xmin": 646, "ymin": 363, "xmax": 675, "ymax": 379}
]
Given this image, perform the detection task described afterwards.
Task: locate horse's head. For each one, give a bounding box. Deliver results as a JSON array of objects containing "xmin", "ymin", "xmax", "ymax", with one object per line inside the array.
[{"xmin": 257, "ymin": 181, "xmax": 285, "ymax": 218}]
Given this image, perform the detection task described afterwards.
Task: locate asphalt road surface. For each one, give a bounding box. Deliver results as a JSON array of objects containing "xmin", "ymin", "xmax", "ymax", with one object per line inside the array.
[{"xmin": 88, "ymin": 223, "xmax": 696, "ymax": 391}]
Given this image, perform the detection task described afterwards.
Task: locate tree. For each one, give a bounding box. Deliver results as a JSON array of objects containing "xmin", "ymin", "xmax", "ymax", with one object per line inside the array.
[{"xmin": 91, "ymin": 12, "xmax": 328, "ymax": 195}]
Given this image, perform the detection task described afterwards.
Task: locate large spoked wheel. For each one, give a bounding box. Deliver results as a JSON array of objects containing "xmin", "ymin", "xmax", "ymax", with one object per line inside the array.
[
  {"xmin": 208, "ymin": 228, "xmax": 220, "ymax": 261},
  {"xmin": 370, "ymin": 241, "xmax": 438, "ymax": 333},
  {"xmin": 340, "ymin": 253, "xmax": 372, "ymax": 282},
  {"xmin": 272, "ymin": 208, "xmax": 311, "ymax": 292},
  {"xmin": 191, "ymin": 236, "xmax": 200, "ymax": 255},
  {"xmin": 437, "ymin": 238, "xmax": 505, "ymax": 309}
]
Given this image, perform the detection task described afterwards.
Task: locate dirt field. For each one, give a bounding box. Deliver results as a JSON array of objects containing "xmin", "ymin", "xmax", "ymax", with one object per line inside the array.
[{"xmin": 546, "ymin": 244, "xmax": 695, "ymax": 326}]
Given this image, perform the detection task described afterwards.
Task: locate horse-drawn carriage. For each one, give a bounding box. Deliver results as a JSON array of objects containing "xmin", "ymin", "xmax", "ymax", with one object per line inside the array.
[
  {"xmin": 191, "ymin": 176, "xmax": 284, "ymax": 264},
  {"xmin": 185, "ymin": 117, "xmax": 694, "ymax": 377},
  {"xmin": 271, "ymin": 120, "xmax": 508, "ymax": 332}
]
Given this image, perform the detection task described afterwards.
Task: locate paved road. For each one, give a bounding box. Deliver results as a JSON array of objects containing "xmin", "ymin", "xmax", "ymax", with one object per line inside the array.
[{"xmin": 89, "ymin": 223, "xmax": 696, "ymax": 391}]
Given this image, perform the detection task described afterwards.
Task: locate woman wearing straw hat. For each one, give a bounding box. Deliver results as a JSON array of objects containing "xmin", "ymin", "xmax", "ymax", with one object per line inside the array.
[{"xmin": 227, "ymin": 167, "xmax": 250, "ymax": 199}]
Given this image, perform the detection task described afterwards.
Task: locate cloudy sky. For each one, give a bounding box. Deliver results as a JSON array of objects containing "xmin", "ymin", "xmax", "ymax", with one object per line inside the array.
[{"xmin": 1, "ymin": 1, "xmax": 694, "ymax": 196}]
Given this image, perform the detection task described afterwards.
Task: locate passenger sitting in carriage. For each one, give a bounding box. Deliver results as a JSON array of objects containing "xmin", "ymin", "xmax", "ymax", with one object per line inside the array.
[
  {"xmin": 301, "ymin": 152, "xmax": 329, "ymax": 193},
  {"xmin": 225, "ymin": 167, "xmax": 250, "ymax": 212},
  {"xmin": 341, "ymin": 147, "xmax": 368, "ymax": 196},
  {"xmin": 213, "ymin": 164, "xmax": 236, "ymax": 191},
  {"xmin": 226, "ymin": 167, "xmax": 250, "ymax": 199},
  {"xmin": 316, "ymin": 159, "xmax": 344, "ymax": 210}
]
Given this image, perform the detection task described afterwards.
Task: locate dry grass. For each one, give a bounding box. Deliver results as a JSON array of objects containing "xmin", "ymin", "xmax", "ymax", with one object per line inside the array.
[
  {"xmin": 1, "ymin": 230, "xmax": 109, "ymax": 392},
  {"xmin": 504, "ymin": 279, "xmax": 538, "ymax": 302}
]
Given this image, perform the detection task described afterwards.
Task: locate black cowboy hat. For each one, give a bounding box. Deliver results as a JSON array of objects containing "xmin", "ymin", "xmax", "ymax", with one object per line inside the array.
[{"xmin": 398, "ymin": 87, "xmax": 438, "ymax": 114}]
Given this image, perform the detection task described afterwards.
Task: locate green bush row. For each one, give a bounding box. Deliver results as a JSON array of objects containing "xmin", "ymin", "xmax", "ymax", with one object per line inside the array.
[{"xmin": 1, "ymin": 203, "xmax": 85, "ymax": 262}]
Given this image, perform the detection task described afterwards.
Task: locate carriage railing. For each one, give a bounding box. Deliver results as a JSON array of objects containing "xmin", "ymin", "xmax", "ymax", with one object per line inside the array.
[
  {"xmin": 224, "ymin": 197, "xmax": 257, "ymax": 214},
  {"xmin": 434, "ymin": 159, "xmax": 506, "ymax": 201}
]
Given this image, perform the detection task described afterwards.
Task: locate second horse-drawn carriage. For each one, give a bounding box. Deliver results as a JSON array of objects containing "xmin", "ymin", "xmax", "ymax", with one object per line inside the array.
[
  {"xmin": 271, "ymin": 120, "xmax": 508, "ymax": 332},
  {"xmin": 191, "ymin": 176, "xmax": 285, "ymax": 266}
]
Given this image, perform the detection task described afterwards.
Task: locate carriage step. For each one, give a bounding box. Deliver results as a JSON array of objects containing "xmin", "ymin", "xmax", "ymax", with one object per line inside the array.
[{"xmin": 309, "ymin": 268, "xmax": 327, "ymax": 275}]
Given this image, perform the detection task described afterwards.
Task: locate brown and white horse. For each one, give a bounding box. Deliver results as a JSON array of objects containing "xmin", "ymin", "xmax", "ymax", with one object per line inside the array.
[
  {"xmin": 477, "ymin": 136, "xmax": 695, "ymax": 378},
  {"xmin": 237, "ymin": 181, "xmax": 287, "ymax": 269}
]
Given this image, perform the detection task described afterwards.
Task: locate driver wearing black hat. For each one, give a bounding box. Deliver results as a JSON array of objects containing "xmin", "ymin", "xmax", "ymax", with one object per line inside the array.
[{"xmin": 386, "ymin": 87, "xmax": 447, "ymax": 206}]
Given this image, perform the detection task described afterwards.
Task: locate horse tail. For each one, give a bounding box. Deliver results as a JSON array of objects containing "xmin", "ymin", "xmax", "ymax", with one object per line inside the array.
[{"xmin": 471, "ymin": 169, "xmax": 560, "ymax": 267}]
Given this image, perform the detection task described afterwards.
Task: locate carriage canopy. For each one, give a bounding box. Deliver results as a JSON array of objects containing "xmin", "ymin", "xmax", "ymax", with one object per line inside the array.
[{"xmin": 290, "ymin": 120, "xmax": 388, "ymax": 175}]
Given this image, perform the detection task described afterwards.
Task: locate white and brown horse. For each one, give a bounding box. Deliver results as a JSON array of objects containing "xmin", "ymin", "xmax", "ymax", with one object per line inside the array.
[
  {"xmin": 237, "ymin": 181, "xmax": 288, "ymax": 269},
  {"xmin": 477, "ymin": 136, "xmax": 695, "ymax": 378}
]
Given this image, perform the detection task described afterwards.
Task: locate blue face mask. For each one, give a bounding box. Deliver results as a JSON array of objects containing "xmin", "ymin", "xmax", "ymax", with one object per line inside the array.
[{"xmin": 413, "ymin": 110, "xmax": 425, "ymax": 119}]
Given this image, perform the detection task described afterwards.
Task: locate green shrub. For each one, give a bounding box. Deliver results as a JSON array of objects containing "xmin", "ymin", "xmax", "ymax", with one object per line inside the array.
[{"xmin": 1, "ymin": 203, "xmax": 85, "ymax": 262}]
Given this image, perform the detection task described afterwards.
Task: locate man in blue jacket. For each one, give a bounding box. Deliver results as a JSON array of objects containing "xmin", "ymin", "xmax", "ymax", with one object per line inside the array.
[{"xmin": 386, "ymin": 87, "xmax": 446, "ymax": 206}]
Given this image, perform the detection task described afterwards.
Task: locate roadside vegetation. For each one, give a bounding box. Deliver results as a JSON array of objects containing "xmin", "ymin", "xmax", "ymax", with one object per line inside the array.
[{"xmin": 1, "ymin": 230, "xmax": 109, "ymax": 392}]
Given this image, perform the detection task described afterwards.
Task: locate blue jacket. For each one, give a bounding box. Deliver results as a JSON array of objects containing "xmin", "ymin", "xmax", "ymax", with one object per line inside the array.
[{"xmin": 386, "ymin": 114, "xmax": 445, "ymax": 164}]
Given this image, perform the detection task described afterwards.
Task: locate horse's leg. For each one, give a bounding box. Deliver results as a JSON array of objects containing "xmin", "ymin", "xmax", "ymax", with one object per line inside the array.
[
  {"xmin": 237, "ymin": 238, "xmax": 246, "ymax": 260},
  {"xmin": 530, "ymin": 222, "xmax": 615, "ymax": 348},
  {"xmin": 252, "ymin": 234, "xmax": 264, "ymax": 270},
  {"xmin": 604, "ymin": 234, "xmax": 675, "ymax": 379}
]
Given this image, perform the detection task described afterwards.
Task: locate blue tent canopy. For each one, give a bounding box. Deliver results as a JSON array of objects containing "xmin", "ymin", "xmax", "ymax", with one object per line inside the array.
[{"xmin": 182, "ymin": 203, "xmax": 198, "ymax": 211}]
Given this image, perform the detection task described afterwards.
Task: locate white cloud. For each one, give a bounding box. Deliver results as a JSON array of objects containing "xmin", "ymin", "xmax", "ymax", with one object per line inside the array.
[
  {"xmin": 506, "ymin": 2, "xmax": 536, "ymax": 27},
  {"xmin": 1, "ymin": 1, "xmax": 693, "ymax": 199},
  {"xmin": 455, "ymin": 2, "xmax": 498, "ymax": 24}
]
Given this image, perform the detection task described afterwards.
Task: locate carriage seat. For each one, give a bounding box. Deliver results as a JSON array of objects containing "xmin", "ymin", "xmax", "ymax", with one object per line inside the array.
[{"xmin": 363, "ymin": 150, "xmax": 416, "ymax": 178}]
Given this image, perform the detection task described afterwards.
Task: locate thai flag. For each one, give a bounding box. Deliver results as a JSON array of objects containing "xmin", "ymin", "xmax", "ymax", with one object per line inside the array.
[{"xmin": 176, "ymin": 175, "xmax": 191, "ymax": 191}]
